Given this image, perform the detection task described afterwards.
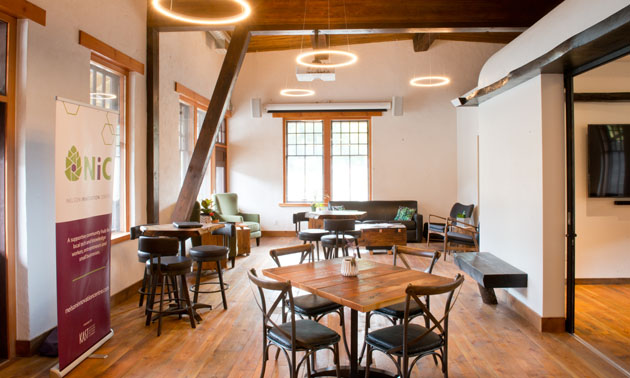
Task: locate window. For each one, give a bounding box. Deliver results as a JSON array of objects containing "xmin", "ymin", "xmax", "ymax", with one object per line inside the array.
[
  {"xmin": 89, "ymin": 60, "xmax": 127, "ymax": 232},
  {"xmin": 282, "ymin": 114, "xmax": 375, "ymax": 204},
  {"xmin": 175, "ymin": 82, "xmax": 229, "ymax": 199}
]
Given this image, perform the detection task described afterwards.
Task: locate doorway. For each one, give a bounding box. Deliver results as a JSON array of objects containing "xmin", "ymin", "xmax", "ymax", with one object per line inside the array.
[{"xmin": 566, "ymin": 48, "xmax": 630, "ymax": 374}]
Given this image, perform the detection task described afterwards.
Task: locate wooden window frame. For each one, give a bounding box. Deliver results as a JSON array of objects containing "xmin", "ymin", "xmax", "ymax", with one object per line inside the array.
[
  {"xmin": 175, "ymin": 82, "xmax": 230, "ymax": 196},
  {"xmin": 80, "ymin": 30, "xmax": 145, "ymax": 242},
  {"xmin": 0, "ymin": 9, "xmax": 17, "ymax": 359},
  {"xmin": 277, "ymin": 111, "xmax": 380, "ymax": 206}
]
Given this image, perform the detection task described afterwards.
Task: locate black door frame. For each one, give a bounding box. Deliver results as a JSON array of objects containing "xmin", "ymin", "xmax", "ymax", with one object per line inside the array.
[{"xmin": 564, "ymin": 45, "xmax": 630, "ymax": 333}]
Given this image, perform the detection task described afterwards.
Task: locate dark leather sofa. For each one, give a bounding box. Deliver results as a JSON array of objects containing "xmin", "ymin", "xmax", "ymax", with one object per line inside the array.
[{"xmin": 328, "ymin": 200, "xmax": 422, "ymax": 242}]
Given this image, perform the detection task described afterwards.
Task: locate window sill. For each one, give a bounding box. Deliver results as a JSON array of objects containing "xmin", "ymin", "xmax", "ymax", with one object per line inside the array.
[
  {"xmin": 111, "ymin": 232, "xmax": 131, "ymax": 245},
  {"xmin": 278, "ymin": 203, "xmax": 312, "ymax": 207}
]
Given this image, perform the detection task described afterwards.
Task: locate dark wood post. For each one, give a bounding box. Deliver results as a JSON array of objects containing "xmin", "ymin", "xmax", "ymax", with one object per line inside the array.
[
  {"xmin": 146, "ymin": 26, "xmax": 160, "ymax": 223},
  {"xmin": 170, "ymin": 26, "xmax": 251, "ymax": 222}
]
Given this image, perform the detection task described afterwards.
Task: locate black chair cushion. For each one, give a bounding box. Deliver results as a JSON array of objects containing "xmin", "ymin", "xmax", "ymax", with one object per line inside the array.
[
  {"xmin": 366, "ymin": 324, "xmax": 443, "ymax": 356},
  {"xmin": 374, "ymin": 301, "xmax": 424, "ymax": 319},
  {"xmin": 138, "ymin": 249, "xmax": 178, "ymax": 263},
  {"xmin": 146, "ymin": 256, "xmax": 192, "ymax": 273},
  {"xmin": 298, "ymin": 229, "xmax": 330, "ymax": 242},
  {"xmin": 428, "ymin": 223, "xmax": 446, "ymax": 233},
  {"xmin": 446, "ymin": 231, "xmax": 475, "ymax": 245},
  {"xmin": 268, "ymin": 319, "xmax": 340, "ymax": 349},
  {"xmin": 293, "ymin": 294, "xmax": 342, "ymax": 316},
  {"xmin": 189, "ymin": 245, "xmax": 229, "ymax": 261}
]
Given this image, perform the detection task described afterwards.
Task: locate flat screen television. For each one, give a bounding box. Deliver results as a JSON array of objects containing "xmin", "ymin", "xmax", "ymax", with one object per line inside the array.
[{"xmin": 588, "ymin": 124, "xmax": 630, "ymax": 198}]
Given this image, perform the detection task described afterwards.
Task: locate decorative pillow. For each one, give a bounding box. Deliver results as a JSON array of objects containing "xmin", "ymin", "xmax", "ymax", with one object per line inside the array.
[
  {"xmin": 330, "ymin": 205, "xmax": 345, "ymax": 211},
  {"xmin": 394, "ymin": 206, "xmax": 415, "ymax": 221}
]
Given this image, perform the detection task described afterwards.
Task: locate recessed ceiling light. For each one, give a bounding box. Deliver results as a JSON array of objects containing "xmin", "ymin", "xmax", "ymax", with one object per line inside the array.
[
  {"xmin": 90, "ymin": 93, "xmax": 117, "ymax": 100},
  {"xmin": 296, "ymin": 50, "xmax": 358, "ymax": 69},
  {"xmin": 280, "ymin": 89, "xmax": 315, "ymax": 97},
  {"xmin": 152, "ymin": 0, "xmax": 251, "ymax": 25},
  {"xmin": 409, "ymin": 76, "xmax": 450, "ymax": 87}
]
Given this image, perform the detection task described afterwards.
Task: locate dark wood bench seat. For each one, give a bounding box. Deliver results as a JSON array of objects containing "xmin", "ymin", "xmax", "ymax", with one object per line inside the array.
[{"xmin": 454, "ymin": 252, "xmax": 527, "ymax": 304}]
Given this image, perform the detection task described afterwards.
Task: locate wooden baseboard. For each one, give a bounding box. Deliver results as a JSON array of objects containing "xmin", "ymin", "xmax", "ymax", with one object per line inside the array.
[
  {"xmin": 575, "ymin": 278, "xmax": 630, "ymax": 285},
  {"xmin": 15, "ymin": 327, "xmax": 55, "ymax": 357},
  {"xmin": 110, "ymin": 279, "xmax": 143, "ymax": 308},
  {"xmin": 497, "ymin": 289, "xmax": 565, "ymax": 333},
  {"xmin": 261, "ymin": 231, "xmax": 295, "ymax": 237}
]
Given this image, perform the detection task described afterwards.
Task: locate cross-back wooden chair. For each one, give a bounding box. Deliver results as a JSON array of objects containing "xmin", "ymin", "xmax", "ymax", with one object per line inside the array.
[
  {"xmin": 269, "ymin": 244, "xmax": 350, "ymax": 358},
  {"xmin": 364, "ymin": 274, "xmax": 464, "ymax": 378},
  {"xmin": 247, "ymin": 269, "xmax": 341, "ymax": 378},
  {"xmin": 359, "ymin": 245, "xmax": 441, "ymax": 363}
]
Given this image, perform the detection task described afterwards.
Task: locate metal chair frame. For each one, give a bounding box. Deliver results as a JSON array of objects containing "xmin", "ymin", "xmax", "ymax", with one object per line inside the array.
[{"xmin": 248, "ymin": 269, "xmax": 341, "ymax": 378}]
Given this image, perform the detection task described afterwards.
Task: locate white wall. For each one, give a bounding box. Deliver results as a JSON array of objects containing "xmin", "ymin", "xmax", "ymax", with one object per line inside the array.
[
  {"xmin": 478, "ymin": 75, "xmax": 565, "ymax": 318},
  {"xmin": 573, "ymin": 57, "xmax": 630, "ymax": 278},
  {"xmin": 16, "ymin": 0, "xmax": 147, "ymax": 340},
  {"xmin": 229, "ymin": 40, "xmax": 502, "ymax": 231},
  {"xmin": 158, "ymin": 32, "xmax": 224, "ymax": 223},
  {"xmin": 456, "ymin": 107, "xmax": 479, "ymax": 218}
]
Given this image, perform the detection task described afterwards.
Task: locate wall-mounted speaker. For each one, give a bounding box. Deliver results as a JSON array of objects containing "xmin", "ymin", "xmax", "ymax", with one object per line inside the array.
[
  {"xmin": 251, "ymin": 98, "xmax": 262, "ymax": 118},
  {"xmin": 392, "ymin": 96, "xmax": 403, "ymax": 116}
]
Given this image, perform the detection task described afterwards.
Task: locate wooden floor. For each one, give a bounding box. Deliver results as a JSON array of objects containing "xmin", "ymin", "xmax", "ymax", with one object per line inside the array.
[
  {"xmin": 575, "ymin": 283, "xmax": 630, "ymax": 373},
  {"xmin": 0, "ymin": 237, "xmax": 625, "ymax": 377}
]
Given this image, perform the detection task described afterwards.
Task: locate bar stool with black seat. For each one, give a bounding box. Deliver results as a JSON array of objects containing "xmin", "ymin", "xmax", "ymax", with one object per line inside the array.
[
  {"xmin": 320, "ymin": 219, "xmax": 360, "ymax": 259},
  {"xmin": 270, "ymin": 244, "xmax": 350, "ymax": 358},
  {"xmin": 248, "ymin": 269, "xmax": 342, "ymax": 378},
  {"xmin": 359, "ymin": 245, "xmax": 440, "ymax": 363},
  {"xmin": 364, "ymin": 274, "xmax": 464, "ymax": 378},
  {"xmin": 143, "ymin": 236, "xmax": 196, "ymax": 336},
  {"xmin": 188, "ymin": 223, "xmax": 235, "ymax": 312},
  {"xmin": 294, "ymin": 212, "xmax": 329, "ymax": 261}
]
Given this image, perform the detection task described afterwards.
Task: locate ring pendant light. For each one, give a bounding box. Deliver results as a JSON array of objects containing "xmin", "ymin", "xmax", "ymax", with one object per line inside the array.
[
  {"xmin": 409, "ymin": 76, "xmax": 450, "ymax": 87},
  {"xmin": 90, "ymin": 93, "xmax": 117, "ymax": 100},
  {"xmin": 280, "ymin": 89, "xmax": 315, "ymax": 97},
  {"xmin": 152, "ymin": 0, "xmax": 251, "ymax": 25},
  {"xmin": 296, "ymin": 50, "xmax": 358, "ymax": 69}
]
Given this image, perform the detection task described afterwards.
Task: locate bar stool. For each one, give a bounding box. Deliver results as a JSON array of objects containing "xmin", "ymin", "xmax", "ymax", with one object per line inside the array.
[
  {"xmin": 321, "ymin": 219, "xmax": 359, "ymax": 259},
  {"xmin": 188, "ymin": 223, "xmax": 235, "ymax": 312},
  {"xmin": 294, "ymin": 212, "xmax": 329, "ymax": 261},
  {"xmin": 143, "ymin": 236, "xmax": 196, "ymax": 336}
]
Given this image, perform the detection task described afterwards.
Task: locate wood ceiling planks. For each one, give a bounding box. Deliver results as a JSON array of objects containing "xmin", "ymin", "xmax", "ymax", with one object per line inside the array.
[{"xmin": 148, "ymin": 0, "xmax": 563, "ymax": 33}]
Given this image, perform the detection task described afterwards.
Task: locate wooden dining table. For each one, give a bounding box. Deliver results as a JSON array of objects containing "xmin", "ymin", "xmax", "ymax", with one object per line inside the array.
[
  {"xmin": 263, "ymin": 258, "xmax": 454, "ymax": 378},
  {"xmin": 140, "ymin": 222, "xmax": 224, "ymax": 256}
]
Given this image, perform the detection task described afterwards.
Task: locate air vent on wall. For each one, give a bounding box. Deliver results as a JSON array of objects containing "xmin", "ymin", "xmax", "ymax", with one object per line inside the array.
[{"xmin": 265, "ymin": 102, "xmax": 391, "ymax": 113}]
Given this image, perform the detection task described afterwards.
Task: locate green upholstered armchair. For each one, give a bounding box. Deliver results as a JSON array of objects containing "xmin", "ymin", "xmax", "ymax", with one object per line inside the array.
[{"xmin": 212, "ymin": 193, "xmax": 261, "ymax": 246}]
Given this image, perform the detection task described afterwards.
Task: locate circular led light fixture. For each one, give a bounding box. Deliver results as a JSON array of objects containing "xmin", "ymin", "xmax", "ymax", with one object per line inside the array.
[
  {"xmin": 296, "ymin": 50, "xmax": 358, "ymax": 68},
  {"xmin": 280, "ymin": 89, "xmax": 315, "ymax": 97},
  {"xmin": 409, "ymin": 76, "xmax": 450, "ymax": 87},
  {"xmin": 90, "ymin": 93, "xmax": 117, "ymax": 100},
  {"xmin": 152, "ymin": 0, "xmax": 251, "ymax": 25}
]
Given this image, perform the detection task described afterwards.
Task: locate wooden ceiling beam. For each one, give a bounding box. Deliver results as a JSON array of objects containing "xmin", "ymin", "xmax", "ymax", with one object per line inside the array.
[
  {"xmin": 171, "ymin": 25, "xmax": 251, "ymax": 222},
  {"xmin": 413, "ymin": 33, "xmax": 435, "ymax": 52}
]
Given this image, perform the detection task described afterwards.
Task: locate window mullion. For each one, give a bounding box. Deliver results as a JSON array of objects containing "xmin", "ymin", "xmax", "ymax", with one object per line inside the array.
[{"xmin": 323, "ymin": 118, "xmax": 332, "ymax": 204}]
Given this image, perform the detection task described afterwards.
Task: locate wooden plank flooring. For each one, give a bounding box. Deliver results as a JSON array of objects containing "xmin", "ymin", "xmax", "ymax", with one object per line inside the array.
[
  {"xmin": 575, "ymin": 284, "xmax": 630, "ymax": 373},
  {"xmin": 0, "ymin": 237, "xmax": 624, "ymax": 377}
]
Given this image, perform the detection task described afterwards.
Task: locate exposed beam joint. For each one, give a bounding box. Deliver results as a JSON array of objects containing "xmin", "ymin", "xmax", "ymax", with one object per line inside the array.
[
  {"xmin": 171, "ymin": 25, "xmax": 251, "ymax": 222},
  {"xmin": 413, "ymin": 33, "xmax": 436, "ymax": 52}
]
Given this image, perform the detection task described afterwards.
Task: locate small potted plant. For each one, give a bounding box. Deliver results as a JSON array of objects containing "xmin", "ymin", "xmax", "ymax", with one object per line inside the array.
[
  {"xmin": 456, "ymin": 211, "xmax": 468, "ymax": 224},
  {"xmin": 200, "ymin": 198, "xmax": 218, "ymax": 223}
]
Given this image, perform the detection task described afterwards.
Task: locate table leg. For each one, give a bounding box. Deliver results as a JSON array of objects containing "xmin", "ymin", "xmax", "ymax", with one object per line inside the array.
[
  {"xmin": 312, "ymin": 309, "xmax": 395, "ymax": 378},
  {"xmin": 350, "ymin": 309, "xmax": 358, "ymax": 377},
  {"xmin": 179, "ymin": 238, "xmax": 187, "ymax": 257}
]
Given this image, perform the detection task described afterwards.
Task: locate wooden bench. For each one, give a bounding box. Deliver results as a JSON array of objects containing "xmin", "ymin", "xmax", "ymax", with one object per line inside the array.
[{"xmin": 454, "ymin": 252, "xmax": 527, "ymax": 304}]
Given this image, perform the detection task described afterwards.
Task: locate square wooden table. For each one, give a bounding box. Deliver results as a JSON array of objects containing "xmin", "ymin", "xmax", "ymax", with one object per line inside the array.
[{"xmin": 263, "ymin": 258, "xmax": 454, "ymax": 378}]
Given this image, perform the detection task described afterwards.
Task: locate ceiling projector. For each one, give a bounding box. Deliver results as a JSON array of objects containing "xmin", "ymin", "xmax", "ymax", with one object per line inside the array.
[{"xmin": 296, "ymin": 65, "xmax": 336, "ymax": 82}]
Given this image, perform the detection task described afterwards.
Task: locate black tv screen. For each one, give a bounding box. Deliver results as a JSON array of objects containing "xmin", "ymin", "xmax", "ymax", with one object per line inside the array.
[{"xmin": 588, "ymin": 124, "xmax": 630, "ymax": 198}]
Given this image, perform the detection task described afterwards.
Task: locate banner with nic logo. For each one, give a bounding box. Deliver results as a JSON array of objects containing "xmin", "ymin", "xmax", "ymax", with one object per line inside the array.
[{"xmin": 53, "ymin": 98, "xmax": 116, "ymax": 375}]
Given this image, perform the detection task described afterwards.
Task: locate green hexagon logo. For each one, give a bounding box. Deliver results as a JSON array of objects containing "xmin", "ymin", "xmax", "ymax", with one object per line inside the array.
[{"xmin": 65, "ymin": 146, "xmax": 82, "ymax": 181}]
